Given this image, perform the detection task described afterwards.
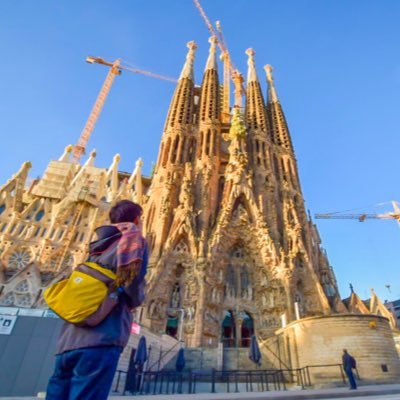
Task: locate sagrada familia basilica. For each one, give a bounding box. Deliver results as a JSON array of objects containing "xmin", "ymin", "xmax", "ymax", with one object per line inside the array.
[{"xmin": 0, "ymin": 36, "xmax": 399, "ymax": 380}]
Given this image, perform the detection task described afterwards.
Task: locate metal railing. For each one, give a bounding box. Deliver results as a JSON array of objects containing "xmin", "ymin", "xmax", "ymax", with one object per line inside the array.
[
  {"xmin": 302, "ymin": 363, "xmax": 360, "ymax": 386},
  {"xmin": 113, "ymin": 363, "xmax": 360, "ymax": 395},
  {"xmin": 114, "ymin": 368, "xmax": 287, "ymax": 395},
  {"xmin": 146, "ymin": 340, "xmax": 182, "ymax": 372}
]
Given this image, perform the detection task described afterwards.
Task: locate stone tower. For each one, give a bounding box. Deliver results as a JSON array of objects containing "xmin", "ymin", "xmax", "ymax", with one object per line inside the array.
[{"xmin": 142, "ymin": 39, "xmax": 343, "ymax": 348}]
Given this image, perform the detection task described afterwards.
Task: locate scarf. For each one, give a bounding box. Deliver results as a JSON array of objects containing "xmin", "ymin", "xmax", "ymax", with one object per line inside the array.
[{"xmin": 89, "ymin": 222, "xmax": 147, "ymax": 287}]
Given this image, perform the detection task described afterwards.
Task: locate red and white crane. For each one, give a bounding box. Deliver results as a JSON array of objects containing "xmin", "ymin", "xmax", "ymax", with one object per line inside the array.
[
  {"xmin": 193, "ymin": 0, "xmax": 245, "ymax": 112},
  {"xmin": 72, "ymin": 56, "xmax": 176, "ymax": 163}
]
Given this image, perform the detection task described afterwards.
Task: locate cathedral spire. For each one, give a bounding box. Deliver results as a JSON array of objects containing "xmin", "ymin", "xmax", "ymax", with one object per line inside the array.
[
  {"xmin": 195, "ymin": 36, "xmax": 222, "ymax": 239},
  {"xmin": 198, "ymin": 36, "xmax": 220, "ymax": 125},
  {"xmin": 163, "ymin": 41, "xmax": 197, "ymax": 133},
  {"xmin": 205, "ymin": 36, "xmax": 218, "ymax": 71},
  {"xmin": 179, "ymin": 40, "xmax": 197, "ymax": 81},
  {"xmin": 245, "ymin": 49, "xmax": 267, "ymax": 133},
  {"xmin": 246, "ymin": 48, "xmax": 258, "ymax": 83},
  {"xmin": 264, "ymin": 64, "xmax": 294, "ymax": 152},
  {"xmin": 264, "ymin": 64, "xmax": 279, "ymax": 103}
]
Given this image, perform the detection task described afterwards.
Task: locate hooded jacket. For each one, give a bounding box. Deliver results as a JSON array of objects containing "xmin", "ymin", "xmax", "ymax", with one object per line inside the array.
[{"xmin": 55, "ymin": 224, "xmax": 148, "ymax": 354}]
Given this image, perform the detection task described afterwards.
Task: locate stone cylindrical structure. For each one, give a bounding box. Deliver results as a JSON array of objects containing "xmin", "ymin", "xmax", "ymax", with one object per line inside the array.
[{"xmin": 276, "ymin": 314, "xmax": 400, "ymax": 384}]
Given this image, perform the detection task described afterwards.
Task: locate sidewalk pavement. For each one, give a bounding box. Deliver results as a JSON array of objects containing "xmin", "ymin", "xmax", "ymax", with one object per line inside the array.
[
  {"xmin": 108, "ymin": 384, "xmax": 400, "ymax": 400},
  {"xmin": 2, "ymin": 384, "xmax": 400, "ymax": 400}
]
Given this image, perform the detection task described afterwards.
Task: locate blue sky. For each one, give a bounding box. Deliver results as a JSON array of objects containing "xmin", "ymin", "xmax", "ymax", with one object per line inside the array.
[{"xmin": 0, "ymin": 1, "xmax": 399, "ymax": 302}]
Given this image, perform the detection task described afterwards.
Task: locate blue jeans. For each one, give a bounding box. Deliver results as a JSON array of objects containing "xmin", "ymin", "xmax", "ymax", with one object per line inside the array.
[
  {"xmin": 345, "ymin": 367, "xmax": 357, "ymax": 389},
  {"xmin": 46, "ymin": 346, "xmax": 122, "ymax": 400}
]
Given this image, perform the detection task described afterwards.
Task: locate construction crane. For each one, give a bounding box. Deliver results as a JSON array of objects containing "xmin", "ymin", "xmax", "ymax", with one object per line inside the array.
[
  {"xmin": 315, "ymin": 201, "xmax": 400, "ymax": 223},
  {"xmin": 216, "ymin": 21, "xmax": 231, "ymax": 121},
  {"xmin": 193, "ymin": 0, "xmax": 245, "ymax": 112},
  {"xmin": 72, "ymin": 56, "xmax": 177, "ymax": 163}
]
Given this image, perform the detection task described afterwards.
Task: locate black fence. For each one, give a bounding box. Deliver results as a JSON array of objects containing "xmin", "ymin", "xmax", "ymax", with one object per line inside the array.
[
  {"xmin": 113, "ymin": 363, "xmax": 359, "ymax": 395},
  {"xmin": 114, "ymin": 369, "xmax": 286, "ymax": 395}
]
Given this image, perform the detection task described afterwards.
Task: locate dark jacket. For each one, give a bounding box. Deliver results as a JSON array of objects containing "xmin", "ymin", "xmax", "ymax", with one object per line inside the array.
[
  {"xmin": 342, "ymin": 352, "xmax": 356, "ymax": 370},
  {"xmin": 55, "ymin": 225, "xmax": 148, "ymax": 354}
]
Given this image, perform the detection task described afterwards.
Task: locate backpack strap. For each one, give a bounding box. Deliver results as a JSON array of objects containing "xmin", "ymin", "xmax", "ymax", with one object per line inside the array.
[{"xmin": 75, "ymin": 262, "xmax": 116, "ymax": 286}]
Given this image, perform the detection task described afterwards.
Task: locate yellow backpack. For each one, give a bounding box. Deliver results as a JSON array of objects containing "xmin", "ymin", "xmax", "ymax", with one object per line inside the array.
[{"xmin": 44, "ymin": 262, "xmax": 117, "ymax": 325}]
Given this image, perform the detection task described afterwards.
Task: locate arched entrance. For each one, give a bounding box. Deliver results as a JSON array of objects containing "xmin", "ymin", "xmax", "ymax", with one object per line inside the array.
[
  {"xmin": 221, "ymin": 310, "xmax": 236, "ymax": 347},
  {"xmin": 241, "ymin": 312, "xmax": 254, "ymax": 347},
  {"xmin": 165, "ymin": 315, "xmax": 178, "ymax": 338}
]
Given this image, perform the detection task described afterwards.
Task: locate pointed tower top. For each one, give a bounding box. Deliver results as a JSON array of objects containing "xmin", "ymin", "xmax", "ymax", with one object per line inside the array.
[
  {"xmin": 84, "ymin": 149, "xmax": 96, "ymax": 167},
  {"xmin": 107, "ymin": 153, "xmax": 121, "ymax": 173},
  {"xmin": 205, "ymin": 36, "xmax": 218, "ymax": 71},
  {"xmin": 264, "ymin": 64, "xmax": 279, "ymax": 103},
  {"xmin": 136, "ymin": 157, "xmax": 144, "ymax": 168},
  {"xmin": 179, "ymin": 40, "xmax": 198, "ymax": 81},
  {"xmin": 59, "ymin": 145, "xmax": 73, "ymax": 162},
  {"xmin": 245, "ymin": 48, "xmax": 258, "ymax": 83}
]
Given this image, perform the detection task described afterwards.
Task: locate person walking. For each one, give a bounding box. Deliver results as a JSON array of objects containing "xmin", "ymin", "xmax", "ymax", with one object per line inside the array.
[
  {"xmin": 46, "ymin": 200, "xmax": 148, "ymax": 400},
  {"xmin": 342, "ymin": 349, "xmax": 357, "ymax": 390}
]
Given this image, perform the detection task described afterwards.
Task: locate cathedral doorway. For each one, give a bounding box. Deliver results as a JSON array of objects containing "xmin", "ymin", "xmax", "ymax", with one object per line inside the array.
[
  {"xmin": 165, "ymin": 315, "xmax": 178, "ymax": 338},
  {"xmin": 241, "ymin": 312, "xmax": 254, "ymax": 347},
  {"xmin": 222, "ymin": 310, "xmax": 236, "ymax": 347}
]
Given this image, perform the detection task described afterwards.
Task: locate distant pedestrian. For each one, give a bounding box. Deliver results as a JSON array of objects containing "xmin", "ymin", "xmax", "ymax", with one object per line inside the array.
[
  {"xmin": 342, "ymin": 349, "xmax": 357, "ymax": 390},
  {"xmin": 46, "ymin": 200, "xmax": 148, "ymax": 400}
]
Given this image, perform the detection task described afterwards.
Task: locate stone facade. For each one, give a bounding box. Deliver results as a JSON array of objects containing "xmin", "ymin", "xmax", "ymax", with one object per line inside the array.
[
  {"xmin": 0, "ymin": 38, "xmax": 398, "ymax": 381},
  {"xmin": 140, "ymin": 40, "xmax": 346, "ymax": 348},
  {"xmin": 0, "ymin": 148, "xmax": 149, "ymax": 309}
]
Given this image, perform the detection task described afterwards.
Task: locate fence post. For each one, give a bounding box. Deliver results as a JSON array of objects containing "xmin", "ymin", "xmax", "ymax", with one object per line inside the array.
[
  {"xmin": 281, "ymin": 370, "xmax": 287, "ymax": 390},
  {"xmin": 188, "ymin": 370, "xmax": 193, "ymax": 394},
  {"xmin": 157, "ymin": 347, "xmax": 162, "ymax": 372},
  {"xmin": 298, "ymin": 368, "xmax": 304, "ymax": 389},
  {"xmin": 211, "ymin": 368, "xmax": 216, "ymax": 393},
  {"xmin": 114, "ymin": 370, "xmax": 121, "ymax": 393},
  {"xmin": 235, "ymin": 370, "xmax": 239, "ymax": 393},
  {"xmin": 339, "ymin": 365, "xmax": 346, "ymax": 384}
]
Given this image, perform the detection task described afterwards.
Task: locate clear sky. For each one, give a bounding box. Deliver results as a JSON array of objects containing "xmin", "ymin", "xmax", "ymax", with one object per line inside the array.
[{"xmin": 0, "ymin": 1, "xmax": 399, "ymax": 302}]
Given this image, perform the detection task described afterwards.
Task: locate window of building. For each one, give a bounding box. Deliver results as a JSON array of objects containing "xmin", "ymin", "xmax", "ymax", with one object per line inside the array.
[{"xmin": 35, "ymin": 210, "xmax": 45, "ymax": 222}]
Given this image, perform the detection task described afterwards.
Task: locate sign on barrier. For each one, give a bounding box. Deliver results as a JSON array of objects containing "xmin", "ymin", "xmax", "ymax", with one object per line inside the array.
[{"xmin": 0, "ymin": 315, "xmax": 17, "ymax": 335}]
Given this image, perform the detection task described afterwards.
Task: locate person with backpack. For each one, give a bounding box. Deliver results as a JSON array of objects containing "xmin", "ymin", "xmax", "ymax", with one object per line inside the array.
[
  {"xmin": 46, "ymin": 200, "xmax": 148, "ymax": 400},
  {"xmin": 342, "ymin": 349, "xmax": 357, "ymax": 390}
]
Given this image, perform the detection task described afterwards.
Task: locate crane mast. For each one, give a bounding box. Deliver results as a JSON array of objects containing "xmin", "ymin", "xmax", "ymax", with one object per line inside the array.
[
  {"xmin": 193, "ymin": 0, "xmax": 245, "ymax": 112},
  {"xmin": 72, "ymin": 57, "xmax": 175, "ymax": 164},
  {"xmin": 72, "ymin": 59, "xmax": 121, "ymax": 163},
  {"xmin": 216, "ymin": 21, "xmax": 231, "ymax": 121}
]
